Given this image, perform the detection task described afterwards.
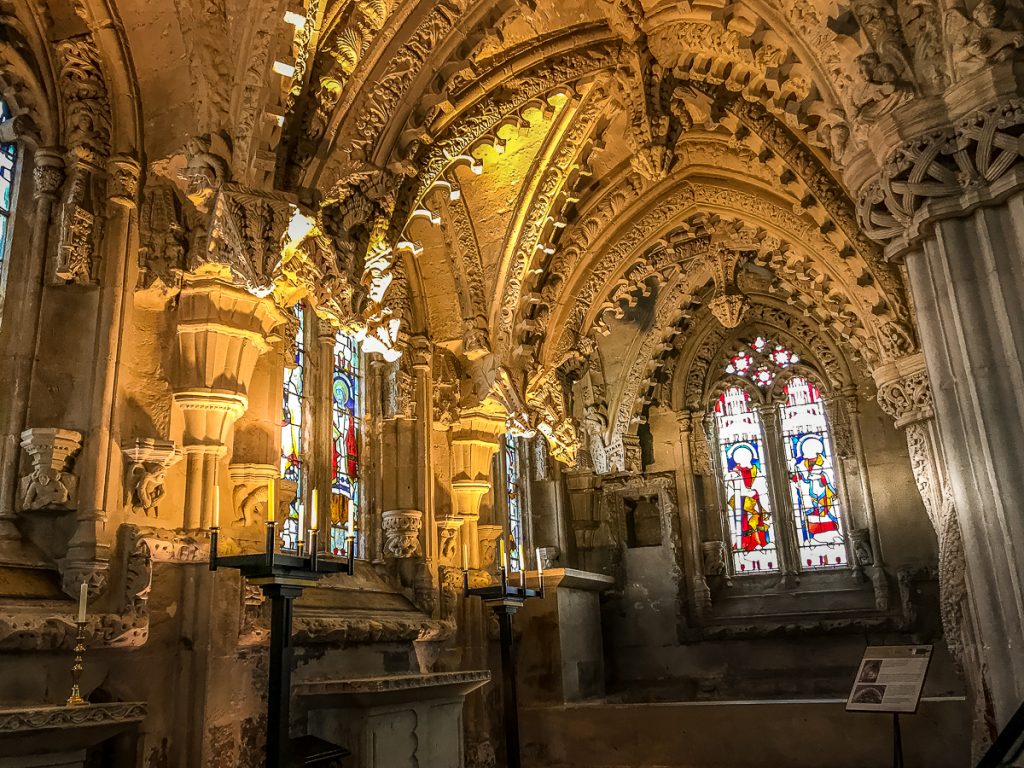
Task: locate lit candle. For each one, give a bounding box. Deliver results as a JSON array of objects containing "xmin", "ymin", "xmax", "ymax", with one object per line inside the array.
[
  {"xmin": 499, "ymin": 537, "xmax": 507, "ymax": 572},
  {"xmin": 462, "ymin": 544, "xmax": 469, "ymax": 571},
  {"xmin": 77, "ymin": 581, "xmax": 87, "ymax": 623},
  {"xmin": 310, "ymin": 489, "xmax": 318, "ymax": 531},
  {"xmin": 267, "ymin": 478, "xmax": 276, "ymax": 523}
]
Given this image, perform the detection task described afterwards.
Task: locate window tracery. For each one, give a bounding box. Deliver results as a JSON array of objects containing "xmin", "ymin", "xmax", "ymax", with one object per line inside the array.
[
  {"xmin": 505, "ymin": 435, "xmax": 524, "ymax": 572},
  {"xmin": 280, "ymin": 303, "xmax": 306, "ymax": 550}
]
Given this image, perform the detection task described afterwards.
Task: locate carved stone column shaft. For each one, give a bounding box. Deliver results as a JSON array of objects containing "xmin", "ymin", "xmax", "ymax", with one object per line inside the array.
[{"xmin": 903, "ymin": 195, "xmax": 1024, "ymax": 722}]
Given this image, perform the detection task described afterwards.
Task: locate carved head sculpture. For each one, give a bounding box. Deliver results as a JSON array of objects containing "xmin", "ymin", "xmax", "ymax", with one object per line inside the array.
[
  {"xmin": 180, "ymin": 136, "xmax": 229, "ymax": 213},
  {"xmin": 973, "ymin": 1, "xmax": 999, "ymax": 27}
]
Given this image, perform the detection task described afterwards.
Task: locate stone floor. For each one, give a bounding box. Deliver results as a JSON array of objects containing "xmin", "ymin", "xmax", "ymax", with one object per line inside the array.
[{"xmin": 520, "ymin": 697, "xmax": 970, "ymax": 767}]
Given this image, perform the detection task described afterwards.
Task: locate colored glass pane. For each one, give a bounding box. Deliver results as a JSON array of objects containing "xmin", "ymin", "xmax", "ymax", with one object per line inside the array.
[
  {"xmin": 726, "ymin": 350, "xmax": 753, "ymax": 376},
  {"xmin": 505, "ymin": 436, "xmax": 523, "ymax": 572},
  {"xmin": 780, "ymin": 377, "xmax": 846, "ymax": 569},
  {"xmin": 280, "ymin": 303, "xmax": 305, "ymax": 550},
  {"xmin": 715, "ymin": 387, "xmax": 778, "ymax": 573},
  {"xmin": 331, "ymin": 330, "xmax": 361, "ymax": 555},
  {"xmin": 725, "ymin": 337, "xmax": 799, "ymax": 388},
  {"xmin": 0, "ymin": 100, "xmax": 15, "ymax": 286}
]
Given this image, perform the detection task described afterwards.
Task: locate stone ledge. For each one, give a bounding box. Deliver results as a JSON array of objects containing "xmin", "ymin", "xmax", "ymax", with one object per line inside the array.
[
  {"xmin": 296, "ymin": 671, "xmax": 491, "ymax": 707},
  {"xmin": 0, "ymin": 702, "xmax": 146, "ymax": 759}
]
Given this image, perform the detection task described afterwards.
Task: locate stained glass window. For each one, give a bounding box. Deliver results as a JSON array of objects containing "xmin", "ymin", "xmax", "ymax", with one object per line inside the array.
[
  {"xmin": 280, "ymin": 303, "xmax": 305, "ymax": 550},
  {"xmin": 726, "ymin": 337, "xmax": 798, "ymax": 388},
  {"xmin": 780, "ymin": 376, "xmax": 846, "ymax": 569},
  {"xmin": 331, "ymin": 330, "xmax": 361, "ymax": 555},
  {"xmin": 715, "ymin": 387, "xmax": 778, "ymax": 573},
  {"xmin": 505, "ymin": 435, "xmax": 524, "ymax": 572},
  {"xmin": 0, "ymin": 100, "xmax": 16, "ymax": 286}
]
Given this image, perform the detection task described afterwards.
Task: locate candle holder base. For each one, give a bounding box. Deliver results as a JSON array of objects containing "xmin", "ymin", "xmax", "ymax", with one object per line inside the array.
[{"xmin": 65, "ymin": 621, "xmax": 88, "ymax": 707}]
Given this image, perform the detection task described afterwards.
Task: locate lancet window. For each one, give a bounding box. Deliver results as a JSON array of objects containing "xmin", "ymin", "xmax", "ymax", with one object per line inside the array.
[
  {"xmin": 280, "ymin": 303, "xmax": 306, "ymax": 550},
  {"xmin": 712, "ymin": 338, "xmax": 847, "ymax": 575},
  {"xmin": 0, "ymin": 100, "xmax": 16, "ymax": 301},
  {"xmin": 504, "ymin": 435, "xmax": 524, "ymax": 571},
  {"xmin": 331, "ymin": 330, "xmax": 362, "ymax": 555}
]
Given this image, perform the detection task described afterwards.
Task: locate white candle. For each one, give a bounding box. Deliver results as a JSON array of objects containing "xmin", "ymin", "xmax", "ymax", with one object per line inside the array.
[
  {"xmin": 267, "ymin": 478, "xmax": 276, "ymax": 523},
  {"xmin": 77, "ymin": 581, "xmax": 87, "ymax": 623},
  {"xmin": 536, "ymin": 547, "xmax": 544, "ymax": 577},
  {"xmin": 296, "ymin": 498, "xmax": 305, "ymax": 545},
  {"xmin": 499, "ymin": 537, "xmax": 507, "ymax": 572},
  {"xmin": 310, "ymin": 489, "xmax": 318, "ymax": 531},
  {"xmin": 347, "ymin": 513, "xmax": 354, "ymax": 540},
  {"xmin": 212, "ymin": 489, "xmax": 220, "ymax": 529},
  {"xmin": 462, "ymin": 544, "xmax": 469, "ymax": 571}
]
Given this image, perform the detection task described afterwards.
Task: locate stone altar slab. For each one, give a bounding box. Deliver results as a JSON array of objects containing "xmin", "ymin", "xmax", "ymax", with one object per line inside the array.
[
  {"xmin": 296, "ymin": 671, "xmax": 490, "ymax": 768},
  {"xmin": 0, "ymin": 702, "xmax": 146, "ymax": 767}
]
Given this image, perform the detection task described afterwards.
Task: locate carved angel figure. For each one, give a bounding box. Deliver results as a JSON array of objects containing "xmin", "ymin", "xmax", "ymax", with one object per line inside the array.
[
  {"xmin": 853, "ymin": 52, "xmax": 913, "ymax": 122},
  {"xmin": 945, "ymin": 1, "xmax": 1024, "ymax": 78}
]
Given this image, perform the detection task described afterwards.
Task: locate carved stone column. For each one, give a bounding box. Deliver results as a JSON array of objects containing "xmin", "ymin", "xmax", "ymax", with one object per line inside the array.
[
  {"xmin": 64, "ymin": 155, "xmax": 142, "ymax": 597},
  {"xmin": 853, "ymin": 73, "xmax": 1024, "ymax": 723},
  {"xmin": 0, "ymin": 148, "xmax": 64, "ymax": 560},
  {"xmin": 173, "ymin": 272, "xmax": 284, "ymax": 530},
  {"xmin": 675, "ymin": 412, "xmax": 710, "ymax": 617},
  {"xmin": 450, "ymin": 408, "xmax": 504, "ymax": 571}
]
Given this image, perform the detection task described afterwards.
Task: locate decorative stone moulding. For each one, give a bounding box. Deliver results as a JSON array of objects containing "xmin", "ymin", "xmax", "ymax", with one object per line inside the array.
[
  {"xmin": 477, "ymin": 525, "xmax": 504, "ymax": 572},
  {"xmin": 436, "ymin": 517, "xmax": 465, "ymax": 564},
  {"xmin": 18, "ymin": 428, "xmax": 83, "ymax": 512},
  {"xmin": 227, "ymin": 463, "xmax": 279, "ymax": 526},
  {"xmin": 382, "ymin": 509, "xmax": 423, "ymax": 559},
  {"xmin": 121, "ymin": 438, "xmax": 182, "ymax": 516}
]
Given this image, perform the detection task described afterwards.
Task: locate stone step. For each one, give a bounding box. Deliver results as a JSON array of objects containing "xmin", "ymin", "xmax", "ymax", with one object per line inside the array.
[{"xmin": 521, "ymin": 697, "xmax": 970, "ymax": 768}]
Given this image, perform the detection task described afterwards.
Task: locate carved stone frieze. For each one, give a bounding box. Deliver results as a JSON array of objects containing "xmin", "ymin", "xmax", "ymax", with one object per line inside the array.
[
  {"xmin": 121, "ymin": 438, "xmax": 183, "ymax": 517},
  {"xmin": 945, "ymin": 2, "xmax": 1024, "ymax": 79},
  {"xmin": 18, "ymin": 428, "xmax": 83, "ymax": 512},
  {"xmin": 55, "ymin": 36, "xmax": 111, "ymax": 165},
  {"xmin": 137, "ymin": 185, "xmax": 189, "ymax": 296}
]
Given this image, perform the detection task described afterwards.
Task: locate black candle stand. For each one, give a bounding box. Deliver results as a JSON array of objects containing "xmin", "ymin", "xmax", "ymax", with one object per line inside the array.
[
  {"xmin": 463, "ymin": 569, "xmax": 544, "ymax": 768},
  {"xmin": 211, "ymin": 523, "xmax": 355, "ymax": 768}
]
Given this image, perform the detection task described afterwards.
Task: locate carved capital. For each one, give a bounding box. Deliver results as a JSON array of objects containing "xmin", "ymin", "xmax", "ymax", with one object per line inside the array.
[
  {"xmin": 32, "ymin": 150, "xmax": 65, "ymax": 199},
  {"xmin": 106, "ymin": 155, "xmax": 141, "ymax": 209},
  {"xmin": 873, "ymin": 352, "xmax": 933, "ymax": 427},
  {"xmin": 857, "ymin": 97, "xmax": 1024, "ymax": 253},
  {"xmin": 18, "ymin": 428, "xmax": 83, "ymax": 512}
]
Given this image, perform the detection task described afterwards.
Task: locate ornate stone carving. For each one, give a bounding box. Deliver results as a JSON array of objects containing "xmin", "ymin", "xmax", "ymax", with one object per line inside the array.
[
  {"xmin": 851, "ymin": 527, "xmax": 875, "ymax": 567},
  {"xmin": 106, "ymin": 155, "xmax": 141, "ymax": 209},
  {"xmin": 701, "ymin": 540, "xmax": 728, "ymax": 577},
  {"xmin": 875, "ymin": 358, "xmax": 932, "ymax": 428},
  {"xmin": 204, "ymin": 184, "xmax": 293, "ymax": 294},
  {"xmin": 32, "ymin": 157, "xmax": 64, "ymax": 199},
  {"xmin": 477, "ymin": 525, "xmax": 504, "ymax": 573},
  {"xmin": 0, "ymin": 702, "xmax": 147, "ymax": 733},
  {"xmin": 137, "ymin": 185, "xmax": 189, "ymax": 296},
  {"xmin": 228, "ymin": 463, "xmax": 278, "ymax": 526},
  {"xmin": 383, "ymin": 357, "xmax": 417, "ymax": 420},
  {"xmin": 945, "ymin": 2, "xmax": 1024, "ymax": 79},
  {"xmin": 859, "ymin": 98, "xmax": 1024, "ymax": 249},
  {"xmin": 382, "ymin": 509, "xmax": 423, "ymax": 559},
  {"xmin": 433, "ymin": 349, "xmax": 461, "ymax": 430},
  {"xmin": 436, "ymin": 517, "xmax": 465, "ymax": 564},
  {"xmin": 55, "ymin": 173, "xmax": 97, "ymax": 284},
  {"xmin": 121, "ymin": 438, "xmax": 183, "ymax": 517},
  {"xmin": 18, "ymin": 428, "xmax": 83, "ymax": 511},
  {"xmin": 55, "ymin": 36, "xmax": 111, "ymax": 164}
]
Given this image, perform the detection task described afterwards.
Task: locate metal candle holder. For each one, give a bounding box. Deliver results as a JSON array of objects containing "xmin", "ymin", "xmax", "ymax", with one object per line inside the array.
[
  {"xmin": 209, "ymin": 515, "xmax": 355, "ymax": 768},
  {"xmin": 463, "ymin": 565, "xmax": 544, "ymax": 768},
  {"xmin": 66, "ymin": 621, "xmax": 88, "ymax": 707}
]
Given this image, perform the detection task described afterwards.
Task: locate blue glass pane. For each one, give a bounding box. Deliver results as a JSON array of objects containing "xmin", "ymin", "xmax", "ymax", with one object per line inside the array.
[
  {"xmin": 280, "ymin": 303, "xmax": 305, "ymax": 549},
  {"xmin": 331, "ymin": 331, "xmax": 362, "ymax": 555}
]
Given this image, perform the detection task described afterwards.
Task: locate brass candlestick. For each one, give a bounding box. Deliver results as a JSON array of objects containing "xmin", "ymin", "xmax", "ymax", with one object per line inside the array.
[{"xmin": 66, "ymin": 621, "xmax": 87, "ymax": 706}]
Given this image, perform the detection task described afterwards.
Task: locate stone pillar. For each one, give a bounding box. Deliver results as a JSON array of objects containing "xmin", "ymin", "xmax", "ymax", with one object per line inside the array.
[
  {"xmin": 450, "ymin": 409, "xmax": 504, "ymax": 571},
  {"xmin": 674, "ymin": 412, "xmax": 710, "ymax": 618},
  {"xmin": 172, "ymin": 272, "xmax": 284, "ymax": 531},
  {"xmin": 0, "ymin": 148, "xmax": 64, "ymax": 560},
  {"xmin": 852, "ymin": 79, "xmax": 1024, "ymax": 725},
  {"xmin": 64, "ymin": 155, "xmax": 141, "ymax": 596}
]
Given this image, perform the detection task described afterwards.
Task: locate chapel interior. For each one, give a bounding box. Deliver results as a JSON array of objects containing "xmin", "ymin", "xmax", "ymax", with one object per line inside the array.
[{"xmin": 1, "ymin": 1, "xmax": 1023, "ymax": 766}]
